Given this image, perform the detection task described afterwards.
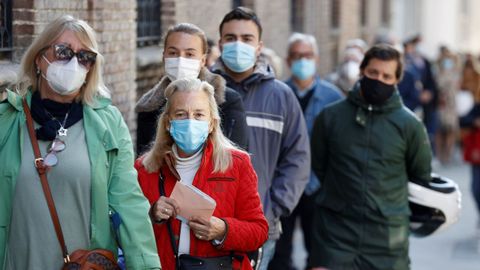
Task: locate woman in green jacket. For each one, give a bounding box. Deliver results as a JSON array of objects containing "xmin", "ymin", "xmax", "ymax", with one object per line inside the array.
[{"xmin": 0, "ymin": 15, "xmax": 160, "ymax": 269}]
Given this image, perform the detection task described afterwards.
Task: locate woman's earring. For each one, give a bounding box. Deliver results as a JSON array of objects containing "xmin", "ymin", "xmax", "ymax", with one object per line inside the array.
[{"xmin": 36, "ymin": 68, "xmax": 41, "ymax": 76}]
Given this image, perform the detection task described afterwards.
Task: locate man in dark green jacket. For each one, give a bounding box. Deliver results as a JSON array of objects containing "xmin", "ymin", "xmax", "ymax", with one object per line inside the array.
[{"xmin": 310, "ymin": 44, "xmax": 432, "ymax": 270}]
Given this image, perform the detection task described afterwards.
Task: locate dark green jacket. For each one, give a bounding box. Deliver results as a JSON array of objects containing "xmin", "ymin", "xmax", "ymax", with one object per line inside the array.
[{"xmin": 310, "ymin": 85, "xmax": 432, "ymax": 269}]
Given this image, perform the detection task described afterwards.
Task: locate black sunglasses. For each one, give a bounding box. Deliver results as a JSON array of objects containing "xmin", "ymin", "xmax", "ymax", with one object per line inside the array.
[{"xmin": 50, "ymin": 43, "xmax": 97, "ymax": 67}]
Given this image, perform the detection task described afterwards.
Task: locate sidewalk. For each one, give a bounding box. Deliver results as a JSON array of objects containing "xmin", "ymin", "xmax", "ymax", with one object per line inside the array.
[{"xmin": 410, "ymin": 161, "xmax": 480, "ymax": 270}]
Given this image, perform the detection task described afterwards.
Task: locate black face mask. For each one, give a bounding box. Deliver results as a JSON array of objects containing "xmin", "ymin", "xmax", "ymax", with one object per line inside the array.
[{"xmin": 360, "ymin": 76, "xmax": 396, "ymax": 105}]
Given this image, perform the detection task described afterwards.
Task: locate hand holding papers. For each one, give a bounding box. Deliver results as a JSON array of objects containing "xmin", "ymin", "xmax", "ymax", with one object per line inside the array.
[{"xmin": 170, "ymin": 181, "xmax": 216, "ymax": 223}]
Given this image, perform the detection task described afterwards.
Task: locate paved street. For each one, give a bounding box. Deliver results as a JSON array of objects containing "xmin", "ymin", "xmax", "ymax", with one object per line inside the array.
[{"xmin": 291, "ymin": 151, "xmax": 480, "ymax": 269}]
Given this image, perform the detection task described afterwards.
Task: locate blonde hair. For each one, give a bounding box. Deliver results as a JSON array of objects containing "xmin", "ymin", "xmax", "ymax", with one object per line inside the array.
[
  {"xmin": 142, "ymin": 78, "xmax": 241, "ymax": 173},
  {"xmin": 17, "ymin": 15, "xmax": 109, "ymax": 105}
]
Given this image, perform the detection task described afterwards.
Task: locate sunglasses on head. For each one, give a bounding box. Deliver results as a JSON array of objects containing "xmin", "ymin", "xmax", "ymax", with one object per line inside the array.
[{"xmin": 50, "ymin": 43, "xmax": 97, "ymax": 67}]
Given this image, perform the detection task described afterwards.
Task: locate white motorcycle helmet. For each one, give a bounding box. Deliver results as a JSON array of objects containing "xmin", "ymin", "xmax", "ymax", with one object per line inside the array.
[{"xmin": 409, "ymin": 174, "xmax": 461, "ymax": 237}]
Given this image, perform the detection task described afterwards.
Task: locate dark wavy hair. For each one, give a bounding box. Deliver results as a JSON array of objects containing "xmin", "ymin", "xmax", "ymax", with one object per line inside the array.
[
  {"xmin": 219, "ymin": 7, "xmax": 262, "ymax": 39},
  {"xmin": 360, "ymin": 44, "xmax": 404, "ymax": 81}
]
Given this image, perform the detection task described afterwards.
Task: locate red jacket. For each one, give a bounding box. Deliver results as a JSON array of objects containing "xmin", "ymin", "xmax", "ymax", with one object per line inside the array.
[{"xmin": 135, "ymin": 141, "xmax": 268, "ymax": 270}]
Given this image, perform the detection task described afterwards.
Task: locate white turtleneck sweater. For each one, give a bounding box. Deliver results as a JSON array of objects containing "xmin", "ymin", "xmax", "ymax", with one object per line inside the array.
[{"xmin": 171, "ymin": 145, "xmax": 203, "ymax": 255}]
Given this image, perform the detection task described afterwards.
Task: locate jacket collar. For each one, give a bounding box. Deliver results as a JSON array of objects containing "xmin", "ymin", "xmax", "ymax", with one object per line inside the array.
[
  {"xmin": 163, "ymin": 139, "xmax": 215, "ymax": 179},
  {"xmin": 135, "ymin": 68, "xmax": 227, "ymax": 113},
  {"xmin": 6, "ymin": 89, "xmax": 30, "ymax": 111}
]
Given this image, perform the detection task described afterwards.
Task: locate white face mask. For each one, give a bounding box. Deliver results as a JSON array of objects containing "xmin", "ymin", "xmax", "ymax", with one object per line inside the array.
[
  {"xmin": 42, "ymin": 55, "xmax": 88, "ymax": 95},
  {"xmin": 164, "ymin": 57, "xmax": 201, "ymax": 81},
  {"xmin": 343, "ymin": 61, "xmax": 360, "ymax": 81}
]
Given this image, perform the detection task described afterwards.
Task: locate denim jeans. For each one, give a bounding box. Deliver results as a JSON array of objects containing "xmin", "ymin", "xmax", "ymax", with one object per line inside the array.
[
  {"xmin": 257, "ymin": 238, "xmax": 277, "ymax": 270},
  {"xmin": 471, "ymin": 165, "xmax": 480, "ymax": 213}
]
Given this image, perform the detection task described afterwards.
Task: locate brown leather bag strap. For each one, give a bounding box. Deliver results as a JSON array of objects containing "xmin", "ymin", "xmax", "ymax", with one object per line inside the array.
[{"xmin": 22, "ymin": 98, "xmax": 71, "ymax": 263}]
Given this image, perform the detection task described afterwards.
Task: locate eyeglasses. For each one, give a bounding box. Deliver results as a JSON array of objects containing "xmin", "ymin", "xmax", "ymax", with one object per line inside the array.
[
  {"xmin": 43, "ymin": 138, "xmax": 66, "ymax": 167},
  {"xmin": 50, "ymin": 43, "xmax": 97, "ymax": 67}
]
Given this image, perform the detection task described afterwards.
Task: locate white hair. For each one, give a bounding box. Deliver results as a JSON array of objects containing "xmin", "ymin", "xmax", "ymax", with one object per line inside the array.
[
  {"xmin": 287, "ymin": 32, "xmax": 318, "ymax": 56},
  {"xmin": 142, "ymin": 78, "xmax": 243, "ymax": 173}
]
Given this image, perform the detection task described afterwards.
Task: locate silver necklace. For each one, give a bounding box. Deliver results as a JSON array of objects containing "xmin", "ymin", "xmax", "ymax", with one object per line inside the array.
[{"xmin": 45, "ymin": 110, "xmax": 70, "ymax": 137}]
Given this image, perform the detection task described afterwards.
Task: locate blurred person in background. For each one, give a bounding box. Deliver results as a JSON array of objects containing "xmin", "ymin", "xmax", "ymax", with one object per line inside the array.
[
  {"xmin": 403, "ymin": 34, "xmax": 439, "ymax": 154},
  {"xmin": 434, "ymin": 45, "xmax": 460, "ymax": 165},
  {"xmin": 460, "ymin": 53, "xmax": 480, "ymax": 103},
  {"xmin": 206, "ymin": 38, "xmax": 221, "ymax": 70},
  {"xmin": 268, "ymin": 33, "xmax": 343, "ymax": 270},
  {"xmin": 326, "ymin": 39, "xmax": 367, "ymax": 95}
]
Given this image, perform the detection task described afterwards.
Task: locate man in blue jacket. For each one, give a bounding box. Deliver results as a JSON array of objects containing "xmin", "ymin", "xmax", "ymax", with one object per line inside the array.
[
  {"xmin": 269, "ymin": 33, "xmax": 343, "ymax": 270},
  {"xmin": 212, "ymin": 7, "xmax": 311, "ymax": 270}
]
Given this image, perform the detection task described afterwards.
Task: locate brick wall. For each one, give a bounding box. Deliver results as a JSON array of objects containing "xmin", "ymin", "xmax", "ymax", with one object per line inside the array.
[
  {"xmin": 12, "ymin": 0, "xmax": 35, "ymax": 62},
  {"xmin": 174, "ymin": 0, "xmax": 231, "ymax": 41},
  {"xmin": 88, "ymin": 0, "xmax": 137, "ymax": 132},
  {"xmin": 3, "ymin": 0, "xmax": 138, "ymax": 132},
  {"xmin": 3, "ymin": 0, "xmax": 393, "ymax": 132},
  {"xmin": 253, "ymin": 0, "xmax": 291, "ymax": 62}
]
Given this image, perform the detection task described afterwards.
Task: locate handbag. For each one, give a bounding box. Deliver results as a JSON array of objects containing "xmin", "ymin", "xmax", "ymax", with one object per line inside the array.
[
  {"xmin": 462, "ymin": 128, "xmax": 480, "ymax": 164},
  {"xmin": 22, "ymin": 99, "xmax": 120, "ymax": 270},
  {"xmin": 158, "ymin": 172, "xmax": 235, "ymax": 270}
]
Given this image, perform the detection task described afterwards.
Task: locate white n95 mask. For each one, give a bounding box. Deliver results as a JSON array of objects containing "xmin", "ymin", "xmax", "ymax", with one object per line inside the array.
[
  {"xmin": 43, "ymin": 55, "xmax": 87, "ymax": 95},
  {"xmin": 164, "ymin": 57, "xmax": 201, "ymax": 81}
]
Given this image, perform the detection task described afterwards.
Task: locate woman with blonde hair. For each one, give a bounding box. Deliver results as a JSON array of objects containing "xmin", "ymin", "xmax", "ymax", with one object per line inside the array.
[
  {"xmin": 136, "ymin": 78, "xmax": 268, "ymax": 270},
  {"xmin": 0, "ymin": 15, "xmax": 160, "ymax": 269}
]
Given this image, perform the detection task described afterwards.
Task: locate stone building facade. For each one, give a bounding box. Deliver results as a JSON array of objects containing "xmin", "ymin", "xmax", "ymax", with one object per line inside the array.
[{"xmin": 1, "ymin": 0, "xmax": 391, "ymax": 138}]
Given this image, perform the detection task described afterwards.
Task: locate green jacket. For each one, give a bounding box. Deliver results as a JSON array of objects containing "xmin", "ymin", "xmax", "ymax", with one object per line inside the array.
[
  {"xmin": 310, "ymin": 86, "xmax": 432, "ymax": 269},
  {"xmin": 0, "ymin": 90, "xmax": 161, "ymax": 269}
]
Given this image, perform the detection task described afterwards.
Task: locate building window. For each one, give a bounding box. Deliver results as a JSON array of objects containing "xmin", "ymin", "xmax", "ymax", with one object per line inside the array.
[
  {"xmin": 232, "ymin": 0, "xmax": 242, "ymax": 8},
  {"xmin": 0, "ymin": 0, "xmax": 13, "ymax": 56},
  {"xmin": 381, "ymin": 0, "xmax": 390, "ymax": 26},
  {"xmin": 137, "ymin": 0, "xmax": 161, "ymax": 47},
  {"xmin": 360, "ymin": 0, "xmax": 367, "ymax": 26},
  {"xmin": 331, "ymin": 0, "xmax": 340, "ymax": 29},
  {"xmin": 232, "ymin": 0, "xmax": 253, "ymax": 9},
  {"xmin": 291, "ymin": 0, "xmax": 304, "ymax": 32}
]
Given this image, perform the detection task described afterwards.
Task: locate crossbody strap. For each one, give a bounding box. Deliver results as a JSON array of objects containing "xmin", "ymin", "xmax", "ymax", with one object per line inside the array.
[
  {"xmin": 158, "ymin": 171, "xmax": 181, "ymax": 269},
  {"xmin": 22, "ymin": 98, "xmax": 71, "ymax": 263}
]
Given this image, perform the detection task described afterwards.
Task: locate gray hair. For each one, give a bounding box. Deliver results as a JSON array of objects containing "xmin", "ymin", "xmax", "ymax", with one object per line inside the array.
[{"xmin": 287, "ymin": 32, "xmax": 318, "ymax": 56}]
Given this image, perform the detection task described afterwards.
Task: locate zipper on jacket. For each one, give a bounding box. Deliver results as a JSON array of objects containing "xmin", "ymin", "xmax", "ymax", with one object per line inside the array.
[{"xmin": 358, "ymin": 106, "xmax": 373, "ymax": 251}]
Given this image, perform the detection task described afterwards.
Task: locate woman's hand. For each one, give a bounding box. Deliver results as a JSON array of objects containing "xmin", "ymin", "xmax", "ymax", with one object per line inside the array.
[
  {"xmin": 151, "ymin": 196, "xmax": 180, "ymax": 222},
  {"xmin": 189, "ymin": 216, "xmax": 226, "ymax": 241}
]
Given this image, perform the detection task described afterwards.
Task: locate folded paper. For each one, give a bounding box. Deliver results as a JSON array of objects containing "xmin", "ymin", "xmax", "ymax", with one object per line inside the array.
[{"xmin": 170, "ymin": 181, "xmax": 216, "ymax": 223}]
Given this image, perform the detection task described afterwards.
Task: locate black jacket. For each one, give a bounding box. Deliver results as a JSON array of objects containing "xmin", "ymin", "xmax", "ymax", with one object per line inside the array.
[{"xmin": 135, "ymin": 68, "xmax": 248, "ymax": 155}]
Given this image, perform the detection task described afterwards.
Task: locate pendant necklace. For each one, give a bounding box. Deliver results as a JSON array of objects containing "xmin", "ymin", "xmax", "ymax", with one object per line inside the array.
[{"xmin": 45, "ymin": 109, "xmax": 70, "ymax": 138}]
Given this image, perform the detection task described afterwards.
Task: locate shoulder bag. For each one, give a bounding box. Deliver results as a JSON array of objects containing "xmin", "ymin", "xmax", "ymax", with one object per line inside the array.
[{"xmin": 22, "ymin": 99, "xmax": 119, "ymax": 270}]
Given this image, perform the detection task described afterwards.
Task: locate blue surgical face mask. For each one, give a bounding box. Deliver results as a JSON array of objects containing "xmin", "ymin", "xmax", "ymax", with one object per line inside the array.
[
  {"xmin": 169, "ymin": 119, "xmax": 209, "ymax": 155},
  {"xmin": 291, "ymin": 58, "xmax": 316, "ymax": 80},
  {"xmin": 221, "ymin": 41, "xmax": 257, "ymax": 73},
  {"xmin": 441, "ymin": 58, "xmax": 454, "ymax": 70}
]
